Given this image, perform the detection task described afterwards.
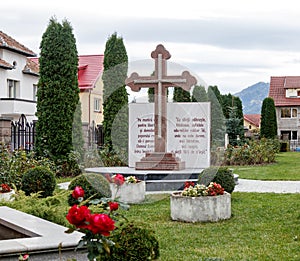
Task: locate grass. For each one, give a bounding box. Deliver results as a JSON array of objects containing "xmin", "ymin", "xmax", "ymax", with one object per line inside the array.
[
  {"xmin": 2, "ymin": 153, "xmax": 300, "ymax": 260},
  {"xmin": 231, "ymin": 152, "xmax": 300, "ymax": 180},
  {"xmin": 123, "ymin": 193, "xmax": 300, "ymax": 261}
]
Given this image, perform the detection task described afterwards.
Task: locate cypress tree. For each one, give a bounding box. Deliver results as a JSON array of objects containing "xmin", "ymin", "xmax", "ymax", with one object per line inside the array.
[
  {"xmin": 35, "ymin": 18, "xmax": 79, "ymax": 162},
  {"xmin": 192, "ymin": 85, "xmax": 208, "ymax": 102},
  {"xmin": 173, "ymin": 87, "xmax": 191, "ymax": 102},
  {"xmin": 207, "ymin": 86, "xmax": 225, "ymax": 147},
  {"xmin": 102, "ymin": 33, "xmax": 128, "ymax": 155},
  {"xmin": 260, "ymin": 97, "xmax": 277, "ymax": 138}
]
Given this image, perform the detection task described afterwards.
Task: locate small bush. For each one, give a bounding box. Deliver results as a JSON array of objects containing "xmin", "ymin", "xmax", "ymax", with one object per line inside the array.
[
  {"xmin": 55, "ymin": 151, "xmax": 82, "ymax": 178},
  {"xmin": 198, "ymin": 166, "xmax": 235, "ymax": 193},
  {"xmin": 101, "ymin": 223, "xmax": 160, "ymax": 261},
  {"xmin": 68, "ymin": 173, "xmax": 111, "ymax": 205},
  {"xmin": 21, "ymin": 166, "xmax": 56, "ymax": 198}
]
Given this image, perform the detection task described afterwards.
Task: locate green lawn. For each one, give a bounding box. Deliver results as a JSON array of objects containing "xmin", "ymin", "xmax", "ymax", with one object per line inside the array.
[
  {"xmin": 124, "ymin": 193, "xmax": 300, "ymax": 261},
  {"xmin": 231, "ymin": 152, "xmax": 300, "ymax": 180}
]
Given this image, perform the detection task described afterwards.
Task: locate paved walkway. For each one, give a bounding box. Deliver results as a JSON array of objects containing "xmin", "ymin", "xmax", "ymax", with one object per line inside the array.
[{"xmin": 234, "ymin": 179, "xmax": 300, "ymax": 193}]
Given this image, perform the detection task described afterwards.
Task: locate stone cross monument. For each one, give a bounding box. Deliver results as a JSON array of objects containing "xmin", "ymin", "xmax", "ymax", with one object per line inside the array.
[{"xmin": 126, "ymin": 44, "xmax": 197, "ymax": 170}]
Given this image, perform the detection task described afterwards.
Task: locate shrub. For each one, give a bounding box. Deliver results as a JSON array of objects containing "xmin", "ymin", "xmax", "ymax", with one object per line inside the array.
[
  {"xmin": 68, "ymin": 173, "xmax": 111, "ymax": 206},
  {"xmin": 198, "ymin": 166, "xmax": 235, "ymax": 193},
  {"xmin": 21, "ymin": 166, "xmax": 56, "ymax": 198},
  {"xmin": 101, "ymin": 223, "xmax": 160, "ymax": 261},
  {"xmin": 55, "ymin": 151, "xmax": 82, "ymax": 178},
  {"xmin": 223, "ymin": 138, "xmax": 280, "ymax": 165}
]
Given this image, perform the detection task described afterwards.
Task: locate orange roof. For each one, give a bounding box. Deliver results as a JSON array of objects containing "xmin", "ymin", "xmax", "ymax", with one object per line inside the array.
[
  {"xmin": 0, "ymin": 31, "xmax": 36, "ymax": 57},
  {"xmin": 244, "ymin": 114, "xmax": 261, "ymax": 128},
  {"xmin": 0, "ymin": 58, "xmax": 13, "ymax": 69},
  {"xmin": 269, "ymin": 76, "xmax": 300, "ymax": 106},
  {"xmin": 29, "ymin": 55, "xmax": 104, "ymax": 90},
  {"xmin": 78, "ymin": 55, "xmax": 104, "ymax": 89}
]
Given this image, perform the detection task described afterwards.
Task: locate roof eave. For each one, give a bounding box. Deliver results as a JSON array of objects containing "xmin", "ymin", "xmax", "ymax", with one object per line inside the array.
[{"xmin": 0, "ymin": 46, "xmax": 36, "ymax": 57}]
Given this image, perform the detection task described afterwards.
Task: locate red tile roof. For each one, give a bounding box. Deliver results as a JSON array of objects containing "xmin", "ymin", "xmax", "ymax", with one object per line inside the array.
[
  {"xmin": 23, "ymin": 58, "xmax": 39, "ymax": 76},
  {"xmin": 78, "ymin": 55, "xmax": 104, "ymax": 89},
  {"xmin": 269, "ymin": 76, "xmax": 300, "ymax": 106},
  {"xmin": 0, "ymin": 58, "xmax": 13, "ymax": 69},
  {"xmin": 29, "ymin": 55, "xmax": 104, "ymax": 89},
  {"xmin": 0, "ymin": 31, "xmax": 36, "ymax": 57},
  {"xmin": 244, "ymin": 114, "xmax": 261, "ymax": 128}
]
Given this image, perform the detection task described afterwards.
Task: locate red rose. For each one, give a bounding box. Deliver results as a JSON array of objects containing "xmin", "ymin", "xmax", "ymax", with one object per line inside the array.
[
  {"xmin": 109, "ymin": 201, "xmax": 119, "ymax": 211},
  {"xmin": 72, "ymin": 186, "xmax": 85, "ymax": 199},
  {"xmin": 113, "ymin": 174, "xmax": 125, "ymax": 186},
  {"xmin": 87, "ymin": 213, "xmax": 115, "ymax": 236},
  {"xmin": 66, "ymin": 205, "xmax": 90, "ymax": 228}
]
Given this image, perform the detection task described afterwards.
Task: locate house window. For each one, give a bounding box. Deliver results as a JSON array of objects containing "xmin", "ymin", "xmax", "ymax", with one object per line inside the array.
[
  {"xmin": 280, "ymin": 108, "xmax": 297, "ymax": 118},
  {"xmin": 7, "ymin": 79, "xmax": 19, "ymax": 98},
  {"xmin": 298, "ymin": 90, "xmax": 300, "ymax": 97},
  {"xmin": 281, "ymin": 130, "xmax": 298, "ymax": 140},
  {"xmin": 94, "ymin": 98, "xmax": 101, "ymax": 112},
  {"xmin": 33, "ymin": 84, "xmax": 38, "ymax": 101}
]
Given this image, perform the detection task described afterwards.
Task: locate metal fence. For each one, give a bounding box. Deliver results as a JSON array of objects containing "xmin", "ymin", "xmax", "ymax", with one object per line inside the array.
[
  {"xmin": 89, "ymin": 121, "xmax": 104, "ymax": 147},
  {"xmin": 11, "ymin": 114, "xmax": 35, "ymax": 152},
  {"xmin": 11, "ymin": 115, "xmax": 104, "ymax": 152}
]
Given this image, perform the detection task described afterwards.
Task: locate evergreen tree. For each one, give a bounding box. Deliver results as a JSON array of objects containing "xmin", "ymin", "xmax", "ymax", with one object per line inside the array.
[
  {"xmin": 192, "ymin": 85, "xmax": 208, "ymax": 102},
  {"xmin": 207, "ymin": 86, "xmax": 225, "ymax": 147},
  {"xmin": 221, "ymin": 94, "xmax": 244, "ymax": 140},
  {"xmin": 35, "ymin": 18, "xmax": 79, "ymax": 162},
  {"xmin": 173, "ymin": 87, "xmax": 191, "ymax": 102},
  {"xmin": 225, "ymin": 107, "xmax": 244, "ymax": 145},
  {"xmin": 148, "ymin": 88, "xmax": 154, "ymax": 102},
  {"xmin": 260, "ymin": 97, "xmax": 277, "ymax": 138},
  {"xmin": 102, "ymin": 33, "xmax": 128, "ymax": 155},
  {"xmin": 72, "ymin": 100, "xmax": 84, "ymax": 161}
]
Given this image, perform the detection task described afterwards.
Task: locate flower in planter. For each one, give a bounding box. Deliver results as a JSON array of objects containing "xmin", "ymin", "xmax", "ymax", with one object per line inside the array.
[
  {"xmin": 18, "ymin": 254, "xmax": 29, "ymax": 260},
  {"xmin": 112, "ymin": 174, "xmax": 125, "ymax": 186},
  {"xmin": 125, "ymin": 175, "xmax": 140, "ymax": 184},
  {"xmin": 182, "ymin": 182, "xmax": 224, "ymax": 197},
  {"xmin": 0, "ymin": 183, "xmax": 11, "ymax": 193}
]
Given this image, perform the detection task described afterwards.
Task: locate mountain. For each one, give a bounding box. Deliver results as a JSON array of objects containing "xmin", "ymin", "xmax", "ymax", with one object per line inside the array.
[{"xmin": 234, "ymin": 82, "xmax": 270, "ymax": 114}]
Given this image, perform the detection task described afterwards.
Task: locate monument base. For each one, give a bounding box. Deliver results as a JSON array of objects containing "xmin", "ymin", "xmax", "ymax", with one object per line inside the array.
[{"xmin": 135, "ymin": 152, "xmax": 185, "ymax": 171}]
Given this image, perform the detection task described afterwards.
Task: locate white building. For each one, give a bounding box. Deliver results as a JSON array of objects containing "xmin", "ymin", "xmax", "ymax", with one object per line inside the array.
[{"xmin": 0, "ymin": 31, "xmax": 38, "ymax": 122}]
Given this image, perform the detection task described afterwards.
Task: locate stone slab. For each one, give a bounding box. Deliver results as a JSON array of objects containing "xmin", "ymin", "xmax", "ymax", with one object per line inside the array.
[{"xmin": 0, "ymin": 207, "xmax": 84, "ymax": 259}]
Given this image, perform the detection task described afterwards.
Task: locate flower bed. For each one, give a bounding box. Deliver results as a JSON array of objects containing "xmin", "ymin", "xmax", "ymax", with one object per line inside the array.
[{"xmin": 170, "ymin": 182, "xmax": 231, "ymax": 223}]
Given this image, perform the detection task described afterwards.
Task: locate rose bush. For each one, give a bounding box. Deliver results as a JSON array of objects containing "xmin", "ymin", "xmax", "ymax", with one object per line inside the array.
[{"xmin": 66, "ymin": 186, "xmax": 127, "ymax": 260}]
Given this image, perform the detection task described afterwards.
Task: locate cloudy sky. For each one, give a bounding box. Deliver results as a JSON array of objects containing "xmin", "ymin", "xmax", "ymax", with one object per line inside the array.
[{"xmin": 2, "ymin": 0, "xmax": 300, "ymax": 95}]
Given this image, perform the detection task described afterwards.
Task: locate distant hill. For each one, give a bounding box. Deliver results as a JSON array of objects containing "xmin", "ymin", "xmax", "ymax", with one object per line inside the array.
[{"xmin": 234, "ymin": 82, "xmax": 270, "ymax": 114}]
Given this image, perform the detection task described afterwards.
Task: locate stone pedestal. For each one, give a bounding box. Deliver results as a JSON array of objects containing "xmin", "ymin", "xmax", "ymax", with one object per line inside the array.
[
  {"xmin": 135, "ymin": 152, "xmax": 185, "ymax": 170},
  {"xmin": 170, "ymin": 192, "xmax": 231, "ymax": 223}
]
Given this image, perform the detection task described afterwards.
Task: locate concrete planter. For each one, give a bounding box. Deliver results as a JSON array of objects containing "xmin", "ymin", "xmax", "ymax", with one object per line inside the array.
[
  {"xmin": 0, "ymin": 190, "xmax": 15, "ymax": 201},
  {"xmin": 110, "ymin": 181, "xmax": 145, "ymax": 204},
  {"xmin": 170, "ymin": 192, "xmax": 231, "ymax": 223}
]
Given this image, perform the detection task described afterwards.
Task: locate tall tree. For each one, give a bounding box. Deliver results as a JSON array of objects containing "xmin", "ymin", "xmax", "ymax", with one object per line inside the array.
[
  {"xmin": 225, "ymin": 106, "xmax": 244, "ymax": 145},
  {"xmin": 173, "ymin": 87, "xmax": 191, "ymax": 102},
  {"xmin": 260, "ymin": 97, "xmax": 277, "ymax": 139},
  {"xmin": 207, "ymin": 86, "xmax": 225, "ymax": 147},
  {"xmin": 192, "ymin": 85, "xmax": 208, "ymax": 102},
  {"xmin": 102, "ymin": 33, "xmax": 128, "ymax": 155},
  {"xmin": 35, "ymin": 18, "xmax": 79, "ymax": 162}
]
